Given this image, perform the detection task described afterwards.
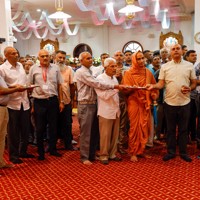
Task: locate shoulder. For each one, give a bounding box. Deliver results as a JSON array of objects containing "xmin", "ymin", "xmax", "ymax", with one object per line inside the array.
[
  {"xmin": 29, "ymin": 64, "xmax": 39, "ymax": 72},
  {"xmin": 50, "ymin": 63, "xmax": 59, "ymax": 70},
  {"xmin": 182, "ymin": 60, "xmax": 192, "ymax": 66},
  {"xmin": 96, "ymin": 73, "xmax": 104, "ymax": 80},
  {"xmin": 0, "ymin": 61, "xmax": 9, "ymax": 70}
]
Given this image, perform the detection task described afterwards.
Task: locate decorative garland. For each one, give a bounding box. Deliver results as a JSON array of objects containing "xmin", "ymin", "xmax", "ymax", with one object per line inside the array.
[{"xmin": 11, "ymin": 0, "xmax": 178, "ymax": 40}]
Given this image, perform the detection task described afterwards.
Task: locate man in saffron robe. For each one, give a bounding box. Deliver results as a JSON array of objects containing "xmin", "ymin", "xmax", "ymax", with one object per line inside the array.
[{"xmin": 122, "ymin": 51, "xmax": 158, "ymax": 162}]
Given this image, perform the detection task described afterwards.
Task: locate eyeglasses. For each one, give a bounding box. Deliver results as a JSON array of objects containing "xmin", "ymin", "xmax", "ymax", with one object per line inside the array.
[{"xmin": 40, "ymin": 55, "xmax": 49, "ymax": 58}]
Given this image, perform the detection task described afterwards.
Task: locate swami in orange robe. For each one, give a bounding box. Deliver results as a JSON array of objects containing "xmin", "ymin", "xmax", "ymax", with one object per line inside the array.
[{"xmin": 122, "ymin": 52, "xmax": 159, "ymax": 162}]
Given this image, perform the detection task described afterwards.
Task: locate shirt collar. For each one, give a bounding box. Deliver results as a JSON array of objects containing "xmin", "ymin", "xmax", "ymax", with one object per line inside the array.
[{"xmin": 5, "ymin": 60, "xmax": 21, "ymax": 69}]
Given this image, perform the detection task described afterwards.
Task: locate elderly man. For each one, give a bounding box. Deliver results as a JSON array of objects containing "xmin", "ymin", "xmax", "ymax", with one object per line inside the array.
[
  {"xmin": 0, "ymin": 47, "xmax": 34, "ymax": 164},
  {"xmin": 24, "ymin": 60, "xmax": 34, "ymax": 75},
  {"xmin": 146, "ymin": 44, "xmax": 196, "ymax": 162},
  {"xmin": 29, "ymin": 49, "xmax": 64, "ymax": 160},
  {"xmin": 95, "ymin": 57, "xmax": 121, "ymax": 165},
  {"xmin": 160, "ymin": 48, "xmax": 169, "ymax": 64},
  {"xmin": 75, "ymin": 51, "xmax": 124, "ymax": 165},
  {"xmin": 55, "ymin": 50, "xmax": 76, "ymax": 150}
]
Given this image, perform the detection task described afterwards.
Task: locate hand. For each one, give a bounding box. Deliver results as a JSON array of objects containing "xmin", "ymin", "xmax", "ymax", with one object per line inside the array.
[
  {"xmin": 115, "ymin": 85, "xmax": 128, "ymax": 91},
  {"xmin": 181, "ymin": 85, "xmax": 191, "ymax": 94},
  {"xmin": 59, "ymin": 102, "xmax": 65, "ymax": 112},
  {"xmin": 146, "ymin": 84, "xmax": 154, "ymax": 90},
  {"xmin": 15, "ymin": 84, "xmax": 27, "ymax": 92}
]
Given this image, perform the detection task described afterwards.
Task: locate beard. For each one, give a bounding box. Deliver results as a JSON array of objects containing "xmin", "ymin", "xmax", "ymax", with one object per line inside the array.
[{"xmin": 57, "ymin": 63, "xmax": 66, "ymax": 72}]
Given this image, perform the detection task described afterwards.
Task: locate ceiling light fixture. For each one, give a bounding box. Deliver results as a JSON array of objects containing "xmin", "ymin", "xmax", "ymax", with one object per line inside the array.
[
  {"xmin": 118, "ymin": 0, "xmax": 144, "ymax": 19},
  {"xmin": 48, "ymin": 0, "xmax": 71, "ymax": 25}
]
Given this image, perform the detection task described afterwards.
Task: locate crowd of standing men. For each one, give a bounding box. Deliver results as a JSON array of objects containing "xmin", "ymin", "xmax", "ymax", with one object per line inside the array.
[{"xmin": 0, "ymin": 43, "xmax": 200, "ymax": 170}]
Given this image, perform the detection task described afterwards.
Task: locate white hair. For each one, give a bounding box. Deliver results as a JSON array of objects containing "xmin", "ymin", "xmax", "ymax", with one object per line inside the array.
[
  {"xmin": 104, "ymin": 57, "xmax": 116, "ymax": 67},
  {"xmin": 160, "ymin": 48, "xmax": 169, "ymax": 54}
]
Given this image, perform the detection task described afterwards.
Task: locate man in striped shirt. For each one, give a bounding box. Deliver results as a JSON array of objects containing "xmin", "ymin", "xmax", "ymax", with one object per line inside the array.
[{"xmin": 75, "ymin": 52, "xmax": 125, "ymax": 165}]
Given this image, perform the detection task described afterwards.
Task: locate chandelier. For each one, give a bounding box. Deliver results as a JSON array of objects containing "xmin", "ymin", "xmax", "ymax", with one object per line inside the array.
[
  {"xmin": 48, "ymin": 0, "xmax": 71, "ymax": 25},
  {"xmin": 118, "ymin": 0, "xmax": 144, "ymax": 19}
]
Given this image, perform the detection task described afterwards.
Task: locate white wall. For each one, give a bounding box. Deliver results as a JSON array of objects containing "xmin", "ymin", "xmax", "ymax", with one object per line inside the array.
[{"xmin": 14, "ymin": 19, "xmax": 194, "ymax": 58}]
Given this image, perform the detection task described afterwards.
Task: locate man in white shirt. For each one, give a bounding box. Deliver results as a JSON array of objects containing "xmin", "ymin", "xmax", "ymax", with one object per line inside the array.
[
  {"xmin": 146, "ymin": 44, "xmax": 196, "ymax": 162},
  {"xmin": 0, "ymin": 47, "xmax": 34, "ymax": 164},
  {"xmin": 95, "ymin": 58, "xmax": 121, "ymax": 165}
]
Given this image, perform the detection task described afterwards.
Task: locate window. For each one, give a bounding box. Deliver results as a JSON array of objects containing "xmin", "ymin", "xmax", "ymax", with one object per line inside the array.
[{"xmin": 122, "ymin": 41, "xmax": 143, "ymax": 53}]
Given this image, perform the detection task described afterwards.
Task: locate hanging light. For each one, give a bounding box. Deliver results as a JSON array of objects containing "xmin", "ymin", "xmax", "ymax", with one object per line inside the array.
[
  {"xmin": 118, "ymin": 0, "xmax": 144, "ymax": 19},
  {"xmin": 48, "ymin": 0, "xmax": 71, "ymax": 25}
]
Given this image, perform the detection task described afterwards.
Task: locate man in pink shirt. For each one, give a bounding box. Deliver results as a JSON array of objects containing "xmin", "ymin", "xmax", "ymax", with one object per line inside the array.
[{"xmin": 55, "ymin": 50, "xmax": 76, "ymax": 150}]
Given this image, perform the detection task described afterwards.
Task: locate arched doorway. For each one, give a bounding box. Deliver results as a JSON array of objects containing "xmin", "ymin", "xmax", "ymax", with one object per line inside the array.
[{"xmin": 73, "ymin": 43, "xmax": 93, "ymax": 58}]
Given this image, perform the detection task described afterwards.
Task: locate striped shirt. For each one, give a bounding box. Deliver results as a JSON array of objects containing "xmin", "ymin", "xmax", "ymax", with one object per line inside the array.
[
  {"xmin": 28, "ymin": 63, "xmax": 63, "ymax": 99},
  {"xmin": 75, "ymin": 65, "xmax": 115, "ymax": 101}
]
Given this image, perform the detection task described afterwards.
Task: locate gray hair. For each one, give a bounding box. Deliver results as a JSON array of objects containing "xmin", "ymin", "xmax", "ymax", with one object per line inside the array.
[
  {"xmin": 114, "ymin": 50, "xmax": 124, "ymax": 56},
  {"xmin": 104, "ymin": 57, "xmax": 116, "ymax": 67},
  {"xmin": 26, "ymin": 60, "xmax": 34, "ymax": 65},
  {"xmin": 79, "ymin": 51, "xmax": 90, "ymax": 61},
  {"xmin": 160, "ymin": 48, "xmax": 169, "ymax": 54}
]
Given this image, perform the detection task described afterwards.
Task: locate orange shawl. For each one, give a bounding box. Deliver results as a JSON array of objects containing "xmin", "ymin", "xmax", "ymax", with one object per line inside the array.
[{"xmin": 122, "ymin": 52, "xmax": 158, "ymax": 155}]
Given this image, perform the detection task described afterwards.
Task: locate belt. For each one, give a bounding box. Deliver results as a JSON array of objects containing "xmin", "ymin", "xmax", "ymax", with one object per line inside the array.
[
  {"xmin": 0, "ymin": 104, "xmax": 6, "ymax": 107},
  {"xmin": 35, "ymin": 96, "xmax": 58, "ymax": 101},
  {"xmin": 78, "ymin": 100, "xmax": 97, "ymax": 105}
]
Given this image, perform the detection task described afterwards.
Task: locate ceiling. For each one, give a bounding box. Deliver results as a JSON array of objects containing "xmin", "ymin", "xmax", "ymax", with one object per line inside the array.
[{"xmin": 10, "ymin": 0, "xmax": 195, "ymax": 28}]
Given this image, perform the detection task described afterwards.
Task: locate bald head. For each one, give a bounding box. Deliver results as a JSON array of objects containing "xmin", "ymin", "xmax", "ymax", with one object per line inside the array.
[
  {"xmin": 4, "ymin": 46, "xmax": 17, "ymax": 56},
  {"xmin": 170, "ymin": 44, "xmax": 182, "ymax": 62},
  {"xmin": 113, "ymin": 51, "xmax": 124, "ymax": 64},
  {"xmin": 79, "ymin": 52, "xmax": 93, "ymax": 68},
  {"xmin": 38, "ymin": 49, "xmax": 50, "ymax": 67},
  {"xmin": 3, "ymin": 46, "xmax": 19, "ymax": 65}
]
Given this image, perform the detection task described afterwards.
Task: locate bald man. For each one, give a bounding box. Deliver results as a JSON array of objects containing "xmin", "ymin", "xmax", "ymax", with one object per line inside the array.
[
  {"xmin": 146, "ymin": 44, "xmax": 196, "ymax": 162},
  {"xmin": 0, "ymin": 46, "xmax": 34, "ymax": 164},
  {"xmin": 28, "ymin": 49, "xmax": 64, "ymax": 160}
]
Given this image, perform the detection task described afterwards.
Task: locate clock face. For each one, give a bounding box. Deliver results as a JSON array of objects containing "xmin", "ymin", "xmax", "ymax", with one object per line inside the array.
[{"xmin": 194, "ymin": 32, "xmax": 200, "ymax": 44}]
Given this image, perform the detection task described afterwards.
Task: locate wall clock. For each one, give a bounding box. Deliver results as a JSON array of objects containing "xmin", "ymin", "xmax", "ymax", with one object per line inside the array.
[{"xmin": 194, "ymin": 32, "xmax": 200, "ymax": 44}]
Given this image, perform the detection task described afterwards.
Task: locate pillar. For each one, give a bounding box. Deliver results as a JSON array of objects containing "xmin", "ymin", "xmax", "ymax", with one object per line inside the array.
[
  {"xmin": 194, "ymin": 0, "xmax": 200, "ymax": 61},
  {"xmin": 0, "ymin": 0, "xmax": 13, "ymax": 55}
]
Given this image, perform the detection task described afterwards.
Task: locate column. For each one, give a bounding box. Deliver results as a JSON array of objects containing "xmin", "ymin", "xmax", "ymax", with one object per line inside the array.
[
  {"xmin": 194, "ymin": 0, "xmax": 200, "ymax": 61},
  {"xmin": 0, "ymin": 0, "xmax": 13, "ymax": 55}
]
